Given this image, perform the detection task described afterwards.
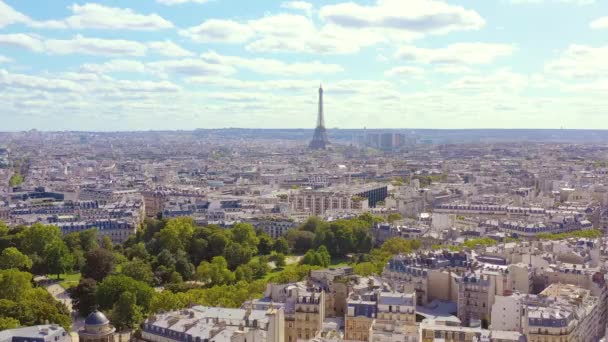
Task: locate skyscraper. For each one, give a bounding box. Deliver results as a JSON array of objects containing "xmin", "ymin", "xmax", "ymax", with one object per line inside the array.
[{"xmin": 309, "ymin": 85, "xmax": 330, "ymax": 150}]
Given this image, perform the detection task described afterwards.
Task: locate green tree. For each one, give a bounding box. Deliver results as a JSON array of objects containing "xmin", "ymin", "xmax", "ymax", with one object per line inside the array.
[
  {"xmin": 63, "ymin": 232, "xmax": 82, "ymax": 252},
  {"xmin": 257, "ymin": 233, "xmax": 273, "ymax": 255},
  {"xmin": 43, "ymin": 239, "xmax": 74, "ymax": 279},
  {"xmin": 223, "ymin": 242, "xmax": 254, "ymax": 270},
  {"xmin": 157, "ymin": 217, "xmax": 195, "ymax": 253},
  {"xmin": 358, "ymin": 212, "xmax": 384, "ymax": 225},
  {"xmin": 316, "ymin": 246, "xmax": 331, "ymax": 267},
  {"xmin": 0, "ymin": 221, "xmax": 9, "ymax": 236},
  {"xmin": 8, "ymin": 173, "xmax": 23, "ymax": 187},
  {"xmin": 96, "ymin": 275, "xmax": 154, "ymax": 312},
  {"xmin": 301, "ymin": 246, "xmax": 330, "ymax": 267},
  {"xmin": 174, "ymin": 250, "xmax": 195, "ymax": 281},
  {"xmin": 300, "ymin": 217, "xmax": 325, "ymax": 233},
  {"xmin": 80, "ymin": 229, "xmax": 99, "ymax": 251},
  {"xmin": 381, "ymin": 237, "xmax": 420, "ymax": 255},
  {"xmin": 235, "ymin": 264, "xmax": 254, "ymax": 282},
  {"xmin": 462, "ymin": 237, "xmax": 497, "ymax": 249},
  {"xmin": 0, "ymin": 316, "xmax": 20, "ymax": 330},
  {"xmin": 301, "ymin": 249, "xmax": 317, "ymax": 266},
  {"xmin": 72, "ymin": 249, "xmax": 86, "ymax": 272},
  {"xmin": 111, "ymin": 291, "xmax": 144, "ymax": 331},
  {"xmin": 124, "ymin": 242, "xmax": 150, "ymax": 261},
  {"xmin": 353, "ymin": 262, "xmax": 376, "ymax": 276},
  {"xmin": 230, "ymin": 223, "xmax": 259, "ymax": 249},
  {"xmin": 0, "ymin": 247, "xmax": 33, "ymax": 270},
  {"xmin": 285, "ymin": 230, "xmax": 315, "ymax": 253},
  {"xmin": 70, "ymin": 278, "xmax": 97, "ymax": 316},
  {"xmin": 155, "ymin": 249, "xmax": 176, "ymax": 269},
  {"xmin": 14, "ymin": 287, "xmax": 71, "ymax": 330},
  {"xmin": 0, "ymin": 269, "xmax": 32, "ymax": 301},
  {"xmin": 387, "ymin": 213, "xmax": 403, "ymax": 223},
  {"xmin": 120, "ymin": 259, "xmax": 154, "ymax": 285},
  {"xmin": 188, "ymin": 238, "xmax": 208, "ymax": 266},
  {"xmin": 248, "ymin": 257, "xmax": 270, "ymax": 279},
  {"xmin": 101, "ymin": 236, "xmax": 113, "ymax": 250},
  {"xmin": 82, "ymin": 248, "xmax": 115, "ymax": 281},
  {"xmin": 196, "ymin": 256, "xmax": 234, "ymax": 286},
  {"xmin": 272, "ymin": 237, "xmax": 290, "ymax": 254},
  {"xmin": 20, "ymin": 223, "xmax": 62, "ymax": 257},
  {"xmin": 149, "ymin": 291, "xmax": 188, "ymax": 313},
  {"xmin": 207, "ymin": 232, "xmax": 229, "ymax": 258},
  {"xmin": 270, "ymin": 252, "xmax": 286, "ymax": 268}
]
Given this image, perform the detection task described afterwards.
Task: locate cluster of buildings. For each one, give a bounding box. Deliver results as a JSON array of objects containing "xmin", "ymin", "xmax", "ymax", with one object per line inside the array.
[
  {"xmin": 4, "ymin": 130, "xmax": 608, "ymax": 244},
  {"xmin": 5, "ymin": 129, "xmax": 608, "ymax": 341},
  {"xmin": 137, "ymin": 234, "xmax": 608, "ymax": 341}
]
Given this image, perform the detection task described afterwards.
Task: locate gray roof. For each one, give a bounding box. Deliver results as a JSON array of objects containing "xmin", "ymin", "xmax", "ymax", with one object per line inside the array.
[
  {"xmin": 0, "ymin": 325, "xmax": 68, "ymax": 342},
  {"xmin": 378, "ymin": 292, "xmax": 415, "ymax": 306},
  {"xmin": 85, "ymin": 310, "xmax": 110, "ymax": 326}
]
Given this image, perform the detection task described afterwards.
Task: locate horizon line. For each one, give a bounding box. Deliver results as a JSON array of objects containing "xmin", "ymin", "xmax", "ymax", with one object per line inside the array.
[{"xmin": 0, "ymin": 128, "xmax": 607, "ymax": 133}]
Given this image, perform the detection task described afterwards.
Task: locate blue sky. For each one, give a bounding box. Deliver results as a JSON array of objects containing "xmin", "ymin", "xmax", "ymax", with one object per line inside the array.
[{"xmin": 0, "ymin": 0, "xmax": 607, "ymax": 131}]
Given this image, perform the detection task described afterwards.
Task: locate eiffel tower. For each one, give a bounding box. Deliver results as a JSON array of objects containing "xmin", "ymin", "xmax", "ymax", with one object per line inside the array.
[{"xmin": 309, "ymin": 85, "xmax": 330, "ymax": 150}]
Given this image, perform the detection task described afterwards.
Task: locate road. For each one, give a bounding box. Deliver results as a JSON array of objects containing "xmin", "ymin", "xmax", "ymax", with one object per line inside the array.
[{"xmin": 36, "ymin": 277, "xmax": 84, "ymax": 342}]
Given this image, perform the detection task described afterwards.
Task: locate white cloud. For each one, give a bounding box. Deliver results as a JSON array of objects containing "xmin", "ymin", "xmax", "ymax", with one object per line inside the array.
[
  {"xmin": 0, "ymin": 69, "xmax": 83, "ymax": 93},
  {"xmin": 147, "ymin": 59, "xmax": 236, "ymax": 77},
  {"xmin": 0, "ymin": 2, "xmax": 174, "ymax": 30},
  {"xmin": 0, "ymin": 55, "xmax": 12, "ymax": 63},
  {"xmin": 60, "ymin": 72, "xmax": 106, "ymax": 83},
  {"xmin": 148, "ymin": 41, "xmax": 194, "ymax": 57},
  {"xmin": 201, "ymin": 51, "xmax": 344, "ymax": 76},
  {"xmin": 434, "ymin": 65, "xmax": 472, "ymax": 74},
  {"xmin": 590, "ymin": 17, "xmax": 608, "ymax": 30},
  {"xmin": 396, "ymin": 43, "xmax": 514, "ymax": 65},
  {"xmin": 447, "ymin": 70, "xmax": 527, "ymax": 92},
  {"xmin": 156, "ymin": 0, "xmax": 210, "ymax": 5},
  {"xmin": 46, "ymin": 35, "xmax": 147, "ymax": 56},
  {"xmin": 185, "ymin": 78, "xmax": 313, "ymax": 92},
  {"xmin": 246, "ymin": 14, "xmax": 382, "ymax": 54},
  {"xmin": 181, "ymin": 0, "xmax": 485, "ymax": 54},
  {"xmin": 319, "ymin": 0, "xmax": 484, "ymax": 35},
  {"xmin": 180, "ymin": 19, "xmax": 254, "ymax": 43},
  {"xmin": 0, "ymin": 33, "xmax": 150, "ymax": 57},
  {"xmin": 61, "ymin": 3, "xmax": 173, "ymax": 30},
  {"xmin": 0, "ymin": 33, "xmax": 45, "ymax": 52},
  {"xmin": 114, "ymin": 80, "xmax": 181, "ymax": 93},
  {"xmin": 384, "ymin": 66, "xmax": 425, "ymax": 77},
  {"xmin": 81, "ymin": 60, "xmax": 146, "ymax": 74},
  {"xmin": 545, "ymin": 45, "xmax": 608, "ymax": 79},
  {"xmin": 281, "ymin": 1, "xmax": 313, "ymax": 16},
  {"xmin": 0, "ymin": 1, "xmax": 29, "ymax": 28},
  {"xmin": 511, "ymin": 0, "xmax": 594, "ymax": 4}
]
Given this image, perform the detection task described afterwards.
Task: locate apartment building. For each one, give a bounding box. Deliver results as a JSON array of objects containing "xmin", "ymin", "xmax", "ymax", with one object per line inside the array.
[
  {"xmin": 457, "ymin": 272, "xmax": 497, "ymax": 327},
  {"xmin": 141, "ymin": 306, "xmax": 284, "ymax": 342},
  {"xmin": 372, "ymin": 291, "xmax": 417, "ymax": 342},
  {"xmin": 244, "ymin": 283, "xmax": 327, "ymax": 342},
  {"xmin": 345, "ymin": 294, "xmax": 377, "ymax": 342},
  {"xmin": 285, "ymin": 291, "xmax": 325, "ymax": 342},
  {"xmin": 419, "ymin": 318, "xmax": 524, "ymax": 342},
  {"xmin": 525, "ymin": 283, "xmax": 604, "ymax": 342},
  {"xmin": 288, "ymin": 184, "xmax": 387, "ymax": 216},
  {"xmin": 0, "ymin": 325, "xmax": 70, "ymax": 342},
  {"xmin": 384, "ymin": 251, "xmax": 470, "ymax": 305}
]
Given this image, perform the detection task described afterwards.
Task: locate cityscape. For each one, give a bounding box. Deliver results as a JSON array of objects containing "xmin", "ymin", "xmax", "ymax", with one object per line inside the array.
[{"xmin": 2, "ymin": 1, "xmax": 608, "ymax": 342}]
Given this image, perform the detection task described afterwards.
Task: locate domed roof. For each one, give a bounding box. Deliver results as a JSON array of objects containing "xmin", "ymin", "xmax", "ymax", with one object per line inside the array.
[{"xmin": 85, "ymin": 310, "xmax": 109, "ymax": 326}]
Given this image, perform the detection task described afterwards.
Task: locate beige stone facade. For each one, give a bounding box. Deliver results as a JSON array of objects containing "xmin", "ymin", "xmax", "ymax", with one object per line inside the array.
[{"xmin": 285, "ymin": 292, "xmax": 325, "ymax": 342}]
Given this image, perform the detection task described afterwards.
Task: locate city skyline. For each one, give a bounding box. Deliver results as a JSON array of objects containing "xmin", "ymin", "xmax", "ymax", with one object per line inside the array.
[{"xmin": 0, "ymin": 0, "xmax": 607, "ymax": 131}]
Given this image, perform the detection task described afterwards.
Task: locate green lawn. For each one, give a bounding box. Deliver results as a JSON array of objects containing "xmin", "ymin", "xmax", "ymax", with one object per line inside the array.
[
  {"xmin": 329, "ymin": 256, "xmax": 351, "ymax": 267},
  {"xmin": 57, "ymin": 272, "xmax": 81, "ymax": 289}
]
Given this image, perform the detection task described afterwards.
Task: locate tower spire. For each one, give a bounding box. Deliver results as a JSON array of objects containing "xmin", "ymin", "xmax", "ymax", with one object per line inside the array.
[
  {"xmin": 317, "ymin": 84, "xmax": 324, "ymax": 128},
  {"xmin": 309, "ymin": 84, "xmax": 330, "ymax": 150}
]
